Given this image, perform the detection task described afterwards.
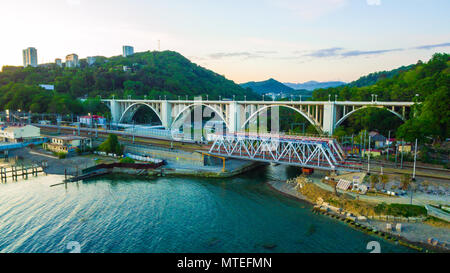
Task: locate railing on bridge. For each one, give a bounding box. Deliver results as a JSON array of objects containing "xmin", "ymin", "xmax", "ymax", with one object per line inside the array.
[{"xmin": 207, "ymin": 133, "xmax": 355, "ymax": 171}]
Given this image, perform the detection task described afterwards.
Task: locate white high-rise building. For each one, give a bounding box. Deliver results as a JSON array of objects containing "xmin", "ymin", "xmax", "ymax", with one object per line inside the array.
[
  {"xmin": 55, "ymin": 58, "xmax": 62, "ymax": 67},
  {"xmin": 65, "ymin": 54, "xmax": 79, "ymax": 68},
  {"xmin": 23, "ymin": 47, "xmax": 38, "ymax": 67},
  {"xmin": 87, "ymin": 56, "xmax": 96, "ymax": 66},
  {"xmin": 122, "ymin": 45, "xmax": 134, "ymax": 57}
]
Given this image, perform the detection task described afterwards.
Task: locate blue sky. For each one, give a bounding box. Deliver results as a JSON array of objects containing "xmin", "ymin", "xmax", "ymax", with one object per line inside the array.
[{"xmin": 1, "ymin": 0, "xmax": 449, "ymax": 83}]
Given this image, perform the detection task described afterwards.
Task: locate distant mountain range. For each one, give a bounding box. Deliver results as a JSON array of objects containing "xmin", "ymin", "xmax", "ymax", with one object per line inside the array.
[
  {"xmin": 283, "ymin": 81, "xmax": 346, "ymax": 91},
  {"xmin": 240, "ymin": 78, "xmax": 346, "ymax": 99},
  {"xmin": 239, "ymin": 63, "xmax": 417, "ymax": 98}
]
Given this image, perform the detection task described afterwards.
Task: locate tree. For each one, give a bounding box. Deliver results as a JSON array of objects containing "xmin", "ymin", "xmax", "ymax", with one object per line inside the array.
[{"xmin": 99, "ymin": 134, "xmax": 122, "ymax": 155}]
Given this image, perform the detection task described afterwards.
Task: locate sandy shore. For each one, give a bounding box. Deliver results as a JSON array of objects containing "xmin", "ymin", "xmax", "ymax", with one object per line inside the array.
[{"xmin": 267, "ymin": 180, "xmax": 449, "ymax": 252}]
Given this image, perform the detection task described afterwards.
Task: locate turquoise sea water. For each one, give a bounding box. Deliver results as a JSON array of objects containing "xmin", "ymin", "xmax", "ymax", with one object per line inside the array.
[{"xmin": 0, "ymin": 165, "xmax": 413, "ymax": 253}]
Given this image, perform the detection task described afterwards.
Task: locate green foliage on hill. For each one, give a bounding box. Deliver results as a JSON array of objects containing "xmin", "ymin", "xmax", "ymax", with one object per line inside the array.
[
  {"xmin": 348, "ymin": 64, "xmax": 415, "ymax": 88},
  {"xmin": 312, "ymin": 53, "xmax": 450, "ymax": 141},
  {"xmin": 0, "ymin": 50, "xmax": 259, "ymax": 115}
]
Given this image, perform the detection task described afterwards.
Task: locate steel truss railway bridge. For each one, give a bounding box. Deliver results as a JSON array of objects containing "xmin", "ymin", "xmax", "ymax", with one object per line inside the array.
[
  {"xmin": 102, "ymin": 99, "xmax": 415, "ymax": 136},
  {"xmin": 207, "ymin": 133, "xmax": 360, "ymax": 172}
]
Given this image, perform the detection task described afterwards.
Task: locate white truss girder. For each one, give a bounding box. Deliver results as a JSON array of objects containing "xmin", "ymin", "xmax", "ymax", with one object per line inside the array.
[{"xmin": 208, "ymin": 134, "xmax": 344, "ymax": 170}]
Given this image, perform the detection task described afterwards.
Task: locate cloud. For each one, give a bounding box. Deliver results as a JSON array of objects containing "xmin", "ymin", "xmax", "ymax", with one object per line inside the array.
[
  {"xmin": 341, "ymin": 48, "xmax": 402, "ymax": 57},
  {"xmin": 300, "ymin": 47, "xmax": 403, "ymax": 58},
  {"xmin": 366, "ymin": 0, "xmax": 381, "ymax": 6},
  {"xmin": 413, "ymin": 42, "xmax": 450, "ymax": 50},
  {"xmin": 208, "ymin": 52, "xmax": 264, "ymax": 60},
  {"xmin": 303, "ymin": 47, "xmax": 344, "ymax": 57}
]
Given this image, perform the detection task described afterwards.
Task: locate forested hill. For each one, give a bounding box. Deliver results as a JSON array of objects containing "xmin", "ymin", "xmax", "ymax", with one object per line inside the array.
[
  {"xmin": 240, "ymin": 78, "xmax": 294, "ymax": 94},
  {"xmin": 0, "ymin": 50, "xmax": 259, "ymax": 114},
  {"xmin": 312, "ymin": 53, "xmax": 450, "ymax": 141},
  {"xmin": 348, "ymin": 64, "xmax": 415, "ymax": 87}
]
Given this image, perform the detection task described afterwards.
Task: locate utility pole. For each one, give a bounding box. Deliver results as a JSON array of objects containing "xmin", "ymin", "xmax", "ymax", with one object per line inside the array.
[
  {"xmin": 360, "ymin": 132, "xmax": 363, "ymax": 162},
  {"xmin": 386, "ymin": 130, "xmax": 390, "ymax": 161},
  {"xmin": 367, "ymin": 135, "xmax": 371, "ymax": 174},
  {"xmin": 400, "ymin": 138, "xmax": 404, "ymax": 169},
  {"xmin": 412, "ymin": 138, "xmax": 418, "ymax": 181},
  {"xmin": 394, "ymin": 143, "xmax": 398, "ymax": 167}
]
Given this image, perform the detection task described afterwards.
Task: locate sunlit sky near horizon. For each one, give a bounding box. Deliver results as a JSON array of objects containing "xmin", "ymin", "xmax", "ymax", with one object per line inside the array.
[{"xmin": 1, "ymin": 0, "xmax": 449, "ymax": 83}]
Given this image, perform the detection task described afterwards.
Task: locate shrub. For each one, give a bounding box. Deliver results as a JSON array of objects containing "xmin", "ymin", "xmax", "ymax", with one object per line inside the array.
[
  {"xmin": 374, "ymin": 203, "xmax": 427, "ymax": 217},
  {"xmin": 119, "ymin": 157, "xmax": 135, "ymax": 164},
  {"xmin": 56, "ymin": 152, "xmax": 67, "ymax": 159}
]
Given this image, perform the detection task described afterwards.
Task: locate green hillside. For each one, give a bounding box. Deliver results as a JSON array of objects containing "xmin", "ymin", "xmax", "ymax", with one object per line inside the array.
[
  {"xmin": 0, "ymin": 50, "xmax": 259, "ymax": 115},
  {"xmin": 348, "ymin": 64, "xmax": 415, "ymax": 87},
  {"xmin": 312, "ymin": 53, "xmax": 450, "ymax": 141}
]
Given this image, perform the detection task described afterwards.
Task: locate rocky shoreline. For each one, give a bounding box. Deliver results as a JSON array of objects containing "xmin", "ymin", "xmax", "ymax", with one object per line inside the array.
[{"xmin": 267, "ymin": 180, "xmax": 449, "ymax": 253}]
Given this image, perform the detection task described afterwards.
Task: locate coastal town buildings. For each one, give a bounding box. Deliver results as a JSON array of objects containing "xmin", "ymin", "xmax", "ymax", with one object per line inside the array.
[
  {"xmin": 79, "ymin": 115, "xmax": 107, "ymax": 127},
  {"xmin": 23, "ymin": 47, "xmax": 38, "ymax": 67},
  {"xmin": 55, "ymin": 58, "xmax": 62, "ymax": 67},
  {"xmin": 0, "ymin": 125, "xmax": 41, "ymax": 143},
  {"xmin": 43, "ymin": 135, "xmax": 92, "ymax": 154},
  {"xmin": 65, "ymin": 54, "xmax": 79, "ymax": 68},
  {"xmin": 123, "ymin": 45, "xmax": 134, "ymax": 57},
  {"xmin": 87, "ymin": 56, "xmax": 96, "ymax": 65}
]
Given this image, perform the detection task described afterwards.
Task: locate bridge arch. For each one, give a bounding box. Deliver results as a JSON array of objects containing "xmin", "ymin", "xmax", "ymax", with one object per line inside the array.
[
  {"xmin": 240, "ymin": 104, "xmax": 323, "ymax": 134},
  {"xmin": 171, "ymin": 103, "xmax": 230, "ymax": 130},
  {"xmin": 119, "ymin": 102, "xmax": 163, "ymax": 124},
  {"xmin": 335, "ymin": 106, "xmax": 405, "ymax": 128}
]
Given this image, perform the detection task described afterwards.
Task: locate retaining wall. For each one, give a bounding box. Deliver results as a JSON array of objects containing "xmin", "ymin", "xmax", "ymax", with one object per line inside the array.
[{"xmin": 124, "ymin": 145, "xmax": 204, "ymax": 166}]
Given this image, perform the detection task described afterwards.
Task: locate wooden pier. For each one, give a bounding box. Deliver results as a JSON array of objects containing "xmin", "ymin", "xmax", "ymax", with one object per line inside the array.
[{"xmin": 0, "ymin": 163, "xmax": 47, "ymax": 183}]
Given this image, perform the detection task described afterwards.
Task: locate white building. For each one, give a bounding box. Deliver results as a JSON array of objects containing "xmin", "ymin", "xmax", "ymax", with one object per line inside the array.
[
  {"xmin": 122, "ymin": 45, "xmax": 134, "ymax": 57},
  {"xmin": 79, "ymin": 115, "xmax": 107, "ymax": 126},
  {"xmin": 39, "ymin": 84, "xmax": 54, "ymax": 91},
  {"xmin": 65, "ymin": 54, "xmax": 79, "ymax": 68},
  {"xmin": 55, "ymin": 58, "xmax": 62, "ymax": 67},
  {"xmin": 87, "ymin": 56, "xmax": 96, "ymax": 65},
  {"xmin": 23, "ymin": 47, "xmax": 38, "ymax": 67},
  {"xmin": 0, "ymin": 125, "xmax": 41, "ymax": 143}
]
